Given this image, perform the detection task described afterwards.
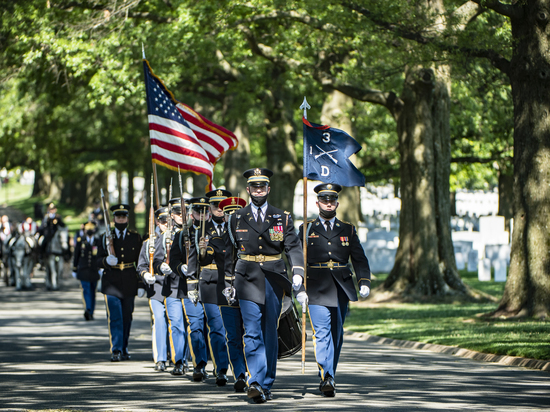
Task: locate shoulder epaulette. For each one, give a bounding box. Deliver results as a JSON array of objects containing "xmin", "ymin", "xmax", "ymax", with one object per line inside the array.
[
  {"xmin": 307, "ymin": 219, "xmax": 316, "ymax": 223},
  {"xmin": 340, "ymin": 220, "xmax": 353, "ymax": 226},
  {"xmin": 284, "ymin": 211, "xmax": 290, "ymax": 215},
  {"xmin": 128, "ymin": 229, "xmax": 138, "ymax": 234}
]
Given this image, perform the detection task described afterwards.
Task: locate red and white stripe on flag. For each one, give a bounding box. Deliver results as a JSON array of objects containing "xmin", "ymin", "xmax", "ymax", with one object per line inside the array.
[{"xmin": 144, "ymin": 60, "xmax": 238, "ymax": 191}]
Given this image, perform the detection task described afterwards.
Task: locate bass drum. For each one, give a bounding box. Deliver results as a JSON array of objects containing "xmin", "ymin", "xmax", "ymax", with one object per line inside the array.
[{"xmin": 277, "ymin": 295, "xmax": 302, "ymax": 359}]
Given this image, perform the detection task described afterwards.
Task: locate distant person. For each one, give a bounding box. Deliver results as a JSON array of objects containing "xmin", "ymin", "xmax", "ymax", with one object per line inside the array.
[
  {"xmin": 72, "ymin": 222, "xmax": 101, "ymax": 321},
  {"xmin": 298, "ymin": 183, "xmax": 372, "ymax": 398},
  {"xmin": 38, "ymin": 203, "xmax": 66, "ymax": 260}
]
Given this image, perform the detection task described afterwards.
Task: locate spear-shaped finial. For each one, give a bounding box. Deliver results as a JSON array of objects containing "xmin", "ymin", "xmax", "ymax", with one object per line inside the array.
[
  {"xmin": 300, "ymin": 96, "xmax": 311, "ymax": 119},
  {"xmin": 142, "ymin": 43, "xmax": 146, "ymax": 59}
]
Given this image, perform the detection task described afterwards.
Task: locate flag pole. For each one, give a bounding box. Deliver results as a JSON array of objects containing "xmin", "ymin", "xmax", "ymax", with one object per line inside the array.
[
  {"xmin": 152, "ymin": 162, "xmax": 160, "ymax": 209},
  {"xmin": 300, "ymin": 96, "xmax": 311, "ymax": 375}
]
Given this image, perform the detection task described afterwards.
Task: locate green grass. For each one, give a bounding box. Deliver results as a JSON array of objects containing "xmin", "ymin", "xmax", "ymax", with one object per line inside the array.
[{"xmin": 348, "ymin": 271, "xmax": 550, "ymax": 361}]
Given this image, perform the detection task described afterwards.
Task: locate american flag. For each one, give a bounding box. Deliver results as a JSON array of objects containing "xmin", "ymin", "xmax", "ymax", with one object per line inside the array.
[{"xmin": 143, "ymin": 60, "xmax": 238, "ymax": 190}]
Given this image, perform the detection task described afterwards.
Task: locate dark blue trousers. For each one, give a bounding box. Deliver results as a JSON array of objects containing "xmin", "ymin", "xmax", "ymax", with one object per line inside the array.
[
  {"xmin": 308, "ymin": 286, "xmax": 349, "ymax": 380},
  {"xmin": 183, "ymin": 297, "xmax": 208, "ymax": 368},
  {"xmin": 203, "ymin": 302, "xmax": 229, "ymax": 374},
  {"xmin": 220, "ymin": 306, "xmax": 246, "ymax": 380},
  {"xmin": 105, "ymin": 294, "xmax": 135, "ymax": 354},
  {"xmin": 80, "ymin": 280, "xmax": 97, "ymax": 315},
  {"xmin": 165, "ymin": 297, "xmax": 187, "ymax": 364},
  {"xmin": 240, "ymin": 278, "xmax": 283, "ymax": 390}
]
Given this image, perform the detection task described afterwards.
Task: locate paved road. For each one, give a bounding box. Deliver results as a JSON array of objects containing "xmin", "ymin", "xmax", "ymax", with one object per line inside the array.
[{"xmin": 0, "ymin": 269, "xmax": 548, "ymax": 412}]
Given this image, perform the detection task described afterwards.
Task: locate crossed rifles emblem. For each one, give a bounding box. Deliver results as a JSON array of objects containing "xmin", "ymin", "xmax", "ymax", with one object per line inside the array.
[{"xmin": 314, "ymin": 145, "xmax": 339, "ymax": 164}]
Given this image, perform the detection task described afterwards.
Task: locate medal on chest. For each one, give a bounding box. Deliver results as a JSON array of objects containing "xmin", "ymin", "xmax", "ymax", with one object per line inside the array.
[
  {"xmin": 270, "ymin": 225, "xmax": 284, "ymax": 241},
  {"xmin": 340, "ymin": 236, "xmax": 349, "ymax": 246}
]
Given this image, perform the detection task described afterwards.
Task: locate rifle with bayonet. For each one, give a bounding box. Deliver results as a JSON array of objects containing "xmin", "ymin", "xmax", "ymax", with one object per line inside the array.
[
  {"xmin": 148, "ymin": 175, "xmax": 155, "ymax": 277},
  {"xmin": 165, "ymin": 179, "xmax": 173, "ymax": 264},
  {"xmin": 100, "ymin": 188, "xmax": 116, "ymax": 257},
  {"xmin": 178, "ymin": 167, "xmax": 190, "ymax": 265}
]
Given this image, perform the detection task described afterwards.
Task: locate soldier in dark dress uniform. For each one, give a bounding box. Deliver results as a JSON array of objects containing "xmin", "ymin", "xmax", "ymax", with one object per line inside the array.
[
  {"xmin": 97, "ymin": 204, "xmax": 143, "ymax": 362},
  {"xmin": 298, "ymin": 183, "xmax": 371, "ymax": 397},
  {"xmin": 170, "ymin": 197, "xmax": 211, "ymax": 382},
  {"xmin": 190, "ymin": 189, "xmax": 232, "ymax": 387},
  {"xmin": 219, "ymin": 196, "xmax": 248, "ymax": 393},
  {"xmin": 224, "ymin": 168, "xmax": 306, "ymax": 403},
  {"xmin": 72, "ymin": 221, "xmax": 101, "ymax": 321},
  {"xmin": 137, "ymin": 206, "xmax": 188, "ymax": 375}
]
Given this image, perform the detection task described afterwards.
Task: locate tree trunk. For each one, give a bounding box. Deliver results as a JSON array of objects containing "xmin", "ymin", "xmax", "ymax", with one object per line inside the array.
[
  {"xmin": 498, "ymin": 165, "xmax": 514, "ymax": 233},
  {"xmin": 320, "ymin": 90, "xmax": 362, "ymax": 226},
  {"xmin": 494, "ymin": 2, "xmax": 550, "ymax": 318},
  {"xmin": 264, "ymin": 77, "xmax": 301, "ymax": 212},
  {"xmin": 382, "ymin": 66, "xmax": 468, "ymax": 298},
  {"xmin": 223, "ymin": 122, "xmax": 250, "ymax": 198}
]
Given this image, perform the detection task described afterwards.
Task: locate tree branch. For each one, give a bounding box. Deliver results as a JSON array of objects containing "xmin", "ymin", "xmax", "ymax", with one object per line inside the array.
[
  {"xmin": 451, "ymin": 155, "xmax": 512, "ymax": 164},
  {"xmin": 468, "ymin": 0, "xmax": 523, "ymax": 19},
  {"xmin": 342, "ymin": 1, "xmax": 511, "ymax": 74}
]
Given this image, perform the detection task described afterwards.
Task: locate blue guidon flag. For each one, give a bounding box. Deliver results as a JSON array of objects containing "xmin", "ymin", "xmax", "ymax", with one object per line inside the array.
[
  {"xmin": 143, "ymin": 60, "xmax": 238, "ymax": 191},
  {"xmin": 302, "ymin": 118, "xmax": 366, "ymax": 187}
]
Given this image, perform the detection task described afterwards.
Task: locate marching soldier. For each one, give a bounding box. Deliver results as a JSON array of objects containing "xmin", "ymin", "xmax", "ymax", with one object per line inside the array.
[
  {"xmin": 72, "ymin": 221, "xmax": 101, "ymax": 321},
  {"xmin": 298, "ymin": 183, "xmax": 371, "ymax": 397},
  {"xmin": 170, "ymin": 197, "xmax": 211, "ymax": 382},
  {"xmin": 219, "ymin": 196, "xmax": 248, "ymax": 393},
  {"xmin": 224, "ymin": 168, "xmax": 306, "ymax": 403},
  {"xmin": 190, "ymin": 189, "xmax": 232, "ymax": 387},
  {"xmin": 97, "ymin": 204, "xmax": 143, "ymax": 362},
  {"xmin": 137, "ymin": 206, "xmax": 188, "ymax": 375}
]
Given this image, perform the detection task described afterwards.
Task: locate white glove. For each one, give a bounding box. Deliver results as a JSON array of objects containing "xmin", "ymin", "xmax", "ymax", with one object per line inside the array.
[
  {"xmin": 71, "ymin": 271, "xmax": 77, "ymax": 279},
  {"xmin": 160, "ymin": 262, "xmax": 172, "ymax": 275},
  {"xmin": 98, "ymin": 269, "xmax": 104, "ymax": 278},
  {"xmin": 181, "ymin": 264, "xmax": 190, "ymax": 277},
  {"xmin": 137, "ymin": 288, "xmax": 146, "ymax": 298},
  {"xmin": 296, "ymin": 291, "xmax": 308, "ymax": 312},
  {"xmin": 106, "ymin": 255, "xmax": 118, "ymax": 266},
  {"xmin": 144, "ymin": 272, "xmax": 156, "ymax": 285},
  {"xmin": 360, "ymin": 285, "xmax": 370, "ymax": 298},
  {"xmin": 292, "ymin": 275, "xmax": 303, "ymax": 291}
]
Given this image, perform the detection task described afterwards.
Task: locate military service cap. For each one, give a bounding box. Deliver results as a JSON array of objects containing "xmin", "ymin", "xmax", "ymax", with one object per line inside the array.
[
  {"xmin": 168, "ymin": 198, "xmax": 183, "ymax": 213},
  {"xmin": 314, "ymin": 183, "xmax": 342, "ymax": 201},
  {"xmin": 48, "ymin": 202, "xmax": 57, "ymax": 210},
  {"xmin": 206, "ymin": 189, "xmax": 232, "ymax": 203},
  {"xmin": 84, "ymin": 221, "xmax": 96, "ymax": 231},
  {"xmin": 110, "ymin": 204, "xmax": 130, "ymax": 216},
  {"xmin": 155, "ymin": 206, "xmax": 169, "ymax": 221},
  {"xmin": 243, "ymin": 168, "xmax": 273, "ymax": 185},
  {"xmin": 189, "ymin": 197, "xmax": 210, "ymax": 212},
  {"xmin": 219, "ymin": 197, "xmax": 247, "ymax": 214}
]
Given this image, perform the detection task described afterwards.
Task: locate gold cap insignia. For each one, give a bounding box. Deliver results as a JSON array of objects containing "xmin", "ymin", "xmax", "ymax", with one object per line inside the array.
[{"xmin": 254, "ymin": 168, "xmax": 261, "ymax": 176}]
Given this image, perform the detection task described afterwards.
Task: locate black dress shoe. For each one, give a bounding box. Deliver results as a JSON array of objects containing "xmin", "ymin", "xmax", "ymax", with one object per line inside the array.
[
  {"xmin": 320, "ymin": 375, "xmax": 336, "ymax": 394},
  {"xmin": 155, "ymin": 361, "xmax": 166, "ymax": 372},
  {"xmin": 216, "ymin": 372, "xmax": 228, "ymax": 386},
  {"xmin": 323, "ymin": 390, "xmax": 335, "ymax": 397},
  {"xmin": 247, "ymin": 383, "xmax": 266, "ymax": 403},
  {"xmin": 111, "ymin": 351, "xmax": 122, "ymax": 362},
  {"xmin": 121, "ymin": 351, "xmax": 131, "ymax": 361},
  {"xmin": 192, "ymin": 367, "xmax": 207, "ymax": 381},
  {"xmin": 264, "ymin": 389, "xmax": 273, "ymax": 400},
  {"xmin": 84, "ymin": 310, "xmax": 92, "ymax": 321},
  {"xmin": 234, "ymin": 376, "xmax": 246, "ymax": 393},
  {"xmin": 171, "ymin": 360, "xmax": 185, "ymax": 376}
]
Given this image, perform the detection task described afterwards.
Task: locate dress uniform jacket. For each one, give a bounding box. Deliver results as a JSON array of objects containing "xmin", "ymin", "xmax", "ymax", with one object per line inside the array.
[
  {"xmin": 137, "ymin": 233, "xmax": 167, "ymax": 302},
  {"xmin": 97, "ymin": 229, "xmax": 142, "ymax": 299},
  {"xmin": 168, "ymin": 229, "xmax": 190, "ymax": 286},
  {"xmin": 224, "ymin": 204, "xmax": 304, "ymax": 305},
  {"xmin": 189, "ymin": 220, "xmax": 226, "ymax": 305},
  {"xmin": 299, "ymin": 218, "xmax": 371, "ymax": 307},
  {"xmin": 72, "ymin": 236, "xmax": 101, "ymax": 282}
]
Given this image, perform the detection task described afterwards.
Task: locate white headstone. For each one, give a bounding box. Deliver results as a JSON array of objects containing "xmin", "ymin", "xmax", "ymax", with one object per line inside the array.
[
  {"xmin": 467, "ymin": 249, "xmax": 478, "ymax": 272},
  {"xmin": 455, "ymin": 252, "xmax": 465, "ymax": 270},
  {"xmin": 478, "ymin": 258, "xmax": 492, "ymax": 281},
  {"xmin": 494, "ymin": 260, "xmax": 507, "ymax": 282}
]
